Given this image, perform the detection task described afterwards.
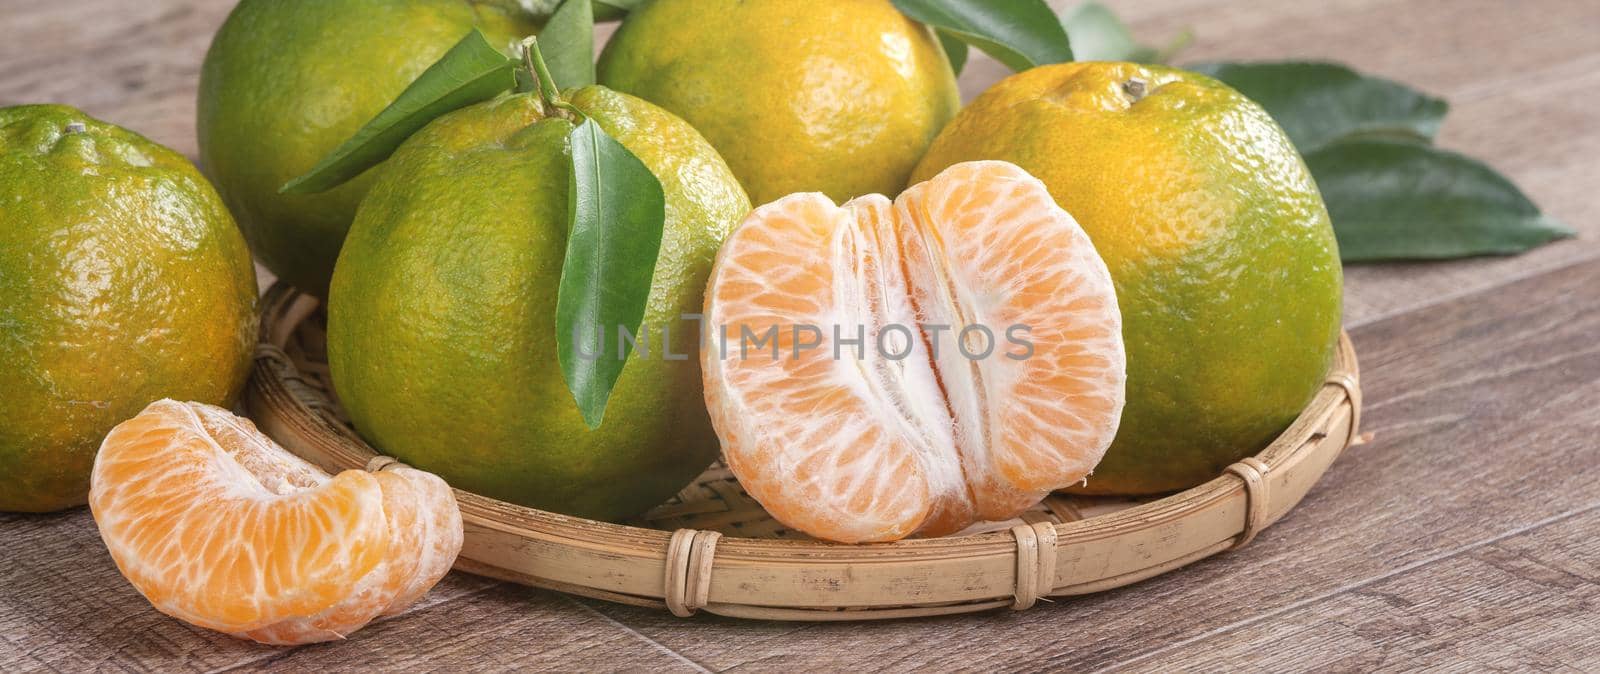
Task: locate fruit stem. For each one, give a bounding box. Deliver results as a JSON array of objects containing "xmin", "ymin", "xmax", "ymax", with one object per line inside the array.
[
  {"xmin": 1122, "ymin": 78, "xmax": 1148, "ymax": 103},
  {"xmin": 520, "ymin": 36, "xmax": 582, "ymax": 121}
]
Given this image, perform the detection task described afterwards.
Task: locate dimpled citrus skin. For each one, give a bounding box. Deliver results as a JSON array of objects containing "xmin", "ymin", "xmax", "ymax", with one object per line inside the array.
[
  {"xmin": 597, "ymin": 0, "xmax": 960, "ymax": 205},
  {"xmin": 913, "ymin": 63, "xmax": 1343, "ymax": 494},
  {"xmin": 328, "ymin": 88, "xmax": 750, "ymax": 521},
  {"xmin": 0, "ymin": 105, "xmax": 258, "ymax": 512},
  {"xmin": 197, "ymin": 0, "xmax": 536, "ymax": 298}
]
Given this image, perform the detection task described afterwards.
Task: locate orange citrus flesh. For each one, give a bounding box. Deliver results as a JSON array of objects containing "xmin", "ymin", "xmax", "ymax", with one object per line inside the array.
[
  {"xmin": 703, "ymin": 161, "xmax": 1125, "ymax": 543},
  {"xmin": 88, "ymin": 400, "xmax": 462, "ymax": 645}
]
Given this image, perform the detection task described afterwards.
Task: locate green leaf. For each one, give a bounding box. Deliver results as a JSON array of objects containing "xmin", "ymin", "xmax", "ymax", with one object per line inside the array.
[
  {"xmin": 593, "ymin": 0, "xmax": 642, "ymax": 21},
  {"xmin": 936, "ymin": 29, "xmax": 970, "ymax": 76},
  {"xmin": 1062, "ymin": 2, "xmax": 1155, "ymax": 62},
  {"xmin": 1188, "ymin": 61, "xmax": 1449, "ymax": 154},
  {"xmin": 281, "ymin": 29, "xmax": 516, "ymax": 194},
  {"xmin": 891, "ymin": 0, "xmax": 1072, "ymax": 72},
  {"xmin": 1061, "ymin": 2, "xmax": 1192, "ymax": 64},
  {"xmin": 540, "ymin": 0, "xmax": 596, "ymax": 90},
  {"xmin": 556, "ymin": 118, "xmax": 667, "ymax": 429},
  {"xmin": 1061, "ymin": 2, "xmax": 1191, "ymax": 64},
  {"xmin": 1306, "ymin": 139, "xmax": 1572, "ymax": 261}
]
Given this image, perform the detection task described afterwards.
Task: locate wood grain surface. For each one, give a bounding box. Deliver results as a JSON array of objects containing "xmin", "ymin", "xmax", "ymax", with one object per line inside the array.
[
  {"xmin": 2, "ymin": 0, "xmax": 1597, "ymax": 671},
  {"xmin": 569, "ymin": 256, "xmax": 1600, "ymax": 672}
]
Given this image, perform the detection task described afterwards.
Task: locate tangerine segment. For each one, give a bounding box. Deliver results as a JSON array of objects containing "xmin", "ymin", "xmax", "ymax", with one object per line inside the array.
[
  {"xmin": 88, "ymin": 400, "xmax": 462, "ymax": 645},
  {"xmin": 703, "ymin": 160, "xmax": 1125, "ymax": 543}
]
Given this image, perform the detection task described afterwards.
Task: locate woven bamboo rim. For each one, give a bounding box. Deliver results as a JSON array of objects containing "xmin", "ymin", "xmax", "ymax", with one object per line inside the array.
[{"xmin": 245, "ymin": 282, "xmax": 1361, "ymax": 621}]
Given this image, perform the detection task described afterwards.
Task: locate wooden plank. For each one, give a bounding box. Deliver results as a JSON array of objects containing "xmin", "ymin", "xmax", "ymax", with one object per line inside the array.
[
  {"xmin": 0, "ymin": 0, "xmax": 229, "ymax": 160},
  {"xmin": 1339, "ymin": 56, "xmax": 1600, "ymax": 327},
  {"xmin": 0, "ymin": 510, "xmax": 269, "ymax": 673},
  {"xmin": 0, "ymin": 506, "xmax": 702, "ymax": 672},
  {"xmin": 223, "ymin": 589, "xmax": 709, "ymax": 673},
  {"xmin": 1114, "ymin": 0, "xmax": 1598, "ymax": 98},
  {"xmin": 585, "ymin": 254, "xmax": 1600, "ymax": 671},
  {"xmin": 1102, "ymin": 506, "xmax": 1600, "ymax": 672},
  {"xmin": 0, "ymin": 506, "xmax": 481, "ymax": 670}
]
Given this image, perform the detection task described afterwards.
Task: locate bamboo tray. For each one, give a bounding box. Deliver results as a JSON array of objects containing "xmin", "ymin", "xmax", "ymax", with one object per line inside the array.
[{"xmin": 245, "ymin": 281, "xmax": 1361, "ymax": 620}]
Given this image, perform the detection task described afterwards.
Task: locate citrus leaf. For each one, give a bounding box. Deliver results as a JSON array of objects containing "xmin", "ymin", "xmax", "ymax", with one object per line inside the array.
[
  {"xmin": 1062, "ymin": 2, "xmax": 1156, "ymax": 62},
  {"xmin": 540, "ymin": 0, "xmax": 595, "ymax": 90},
  {"xmin": 1306, "ymin": 138, "xmax": 1572, "ymax": 261},
  {"xmin": 936, "ymin": 29, "xmax": 970, "ymax": 76},
  {"xmin": 593, "ymin": 0, "xmax": 641, "ymax": 20},
  {"xmin": 281, "ymin": 29, "xmax": 516, "ymax": 194},
  {"xmin": 556, "ymin": 117, "xmax": 666, "ymax": 429},
  {"xmin": 1189, "ymin": 61, "xmax": 1448, "ymax": 153},
  {"xmin": 891, "ymin": 0, "xmax": 1071, "ymax": 72}
]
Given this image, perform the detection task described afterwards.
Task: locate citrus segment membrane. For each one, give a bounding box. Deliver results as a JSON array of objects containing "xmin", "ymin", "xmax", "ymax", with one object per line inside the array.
[
  {"xmin": 703, "ymin": 160, "xmax": 1125, "ymax": 543},
  {"xmin": 88, "ymin": 400, "xmax": 462, "ymax": 645}
]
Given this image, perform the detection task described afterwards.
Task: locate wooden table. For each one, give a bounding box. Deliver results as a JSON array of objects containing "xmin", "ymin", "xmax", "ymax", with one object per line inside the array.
[{"xmin": 3, "ymin": 0, "xmax": 1597, "ymax": 670}]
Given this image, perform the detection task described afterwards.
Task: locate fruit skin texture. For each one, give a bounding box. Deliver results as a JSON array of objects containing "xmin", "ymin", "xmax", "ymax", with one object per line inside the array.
[
  {"xmin": 90, "ymin": 400, "xmax": 463, "ymax": 645},
  {"xmin": 328, "ymin": 88, "xmax": 750, "ymax": 521},
  {"xmin": 912, "ymin": 63, "xmax": 1343, "ymax": 494},
  {"xmin": 0, "ymin": 104, "xmax": 258, "ymax": 512},
  {"xmin": 197, "ymin": 0, "xmax": 536, "ymax": 297},
  {"xmin": 597, "ymin": 0, "xmax": 960, "ymax": 205}
]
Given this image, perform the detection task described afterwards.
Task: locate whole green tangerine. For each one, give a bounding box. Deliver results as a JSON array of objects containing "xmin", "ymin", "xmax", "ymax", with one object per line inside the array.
[
  {"xmin": 0, "ymin": 104, "xmax": 258, "ymax": 512},
  {"xmin": 197, "ymin": 0, "xmax": 538, "ymax": 298},
  {"xmin": 327, "ymin": 85, "xmax": 749, "ymax": 520},
  {"xmin": 597, "ymin": 0, "xmax": 961, "ymax": 205},
  {"xmin": 912, "ymin": 62, "xmax": 1343, "ymax": 494}
]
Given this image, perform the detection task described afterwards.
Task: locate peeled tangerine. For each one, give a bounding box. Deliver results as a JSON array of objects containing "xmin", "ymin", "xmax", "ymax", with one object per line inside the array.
[
  {"xmin": 703, "ymin": 161, "xmax": 1126, "ymax": 543},
  {"xmin": 89, "ymin": 400, "xmax": 463, "ymax": 645}
]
